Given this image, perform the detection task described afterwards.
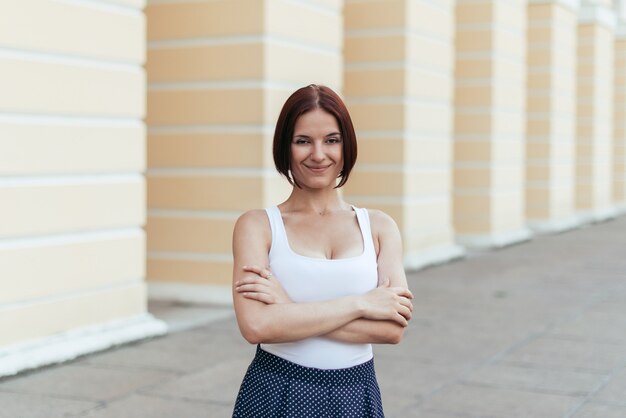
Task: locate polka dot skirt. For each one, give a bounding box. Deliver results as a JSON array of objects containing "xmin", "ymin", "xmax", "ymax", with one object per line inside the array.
[{"xmin": 233, "ymin": 346, "xmax": 384, "ymax": 417}]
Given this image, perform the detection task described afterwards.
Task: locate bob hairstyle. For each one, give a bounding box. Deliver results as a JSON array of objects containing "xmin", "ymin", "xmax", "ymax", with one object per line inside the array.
[{"xmin": 273, "ymin": 84, "xmax": 357, "ymax": 188}]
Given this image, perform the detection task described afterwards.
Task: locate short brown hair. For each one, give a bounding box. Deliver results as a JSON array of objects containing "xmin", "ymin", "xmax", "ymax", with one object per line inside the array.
[{"xmin": 273, "ymin": 84, "xmax": 357, "ymax": 188}]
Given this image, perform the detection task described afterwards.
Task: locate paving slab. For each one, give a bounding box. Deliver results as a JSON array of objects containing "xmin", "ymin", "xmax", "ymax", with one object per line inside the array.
[
  {"xmin": 78, "ymin": 327, "xmax": 253, "ymax": 374},
  {"xmin": 591, "ymin": 367, "xmax": 626, "ymax": 405},
  {"xmin": 76, "ymin": 393, "xmax": 232, "ymax": 418},
  {"xmin": 412, "ymin": 382, "xmax": 582, "ymax": 418},
  {"xmin": 0, "ymin": 392, "xmax": 98, "ymax": 418},
  {"xmin": 375, "ymin": 356, "xmax": 465, "ymax": 399},
  {"xmin": 570, "ymin": 402, "xmax": 626, "ymax": 418},
  {"xmin": 549, "ymin": 310, "xmax": 626, "ymax": 344},
  {"xmin": 499, "ymin": 335, "xmax": 626, "ymax": 373},
  {"xmin": 140, "ymin": 357, "xmax": 250, "ymax": 404},
  {"xmin": 459, "ymin": 363, "xmax": 604, "ymax": 397},
  {"xmin": 0, "ymin": 363, "xmax": 171, "ymax": 402}
]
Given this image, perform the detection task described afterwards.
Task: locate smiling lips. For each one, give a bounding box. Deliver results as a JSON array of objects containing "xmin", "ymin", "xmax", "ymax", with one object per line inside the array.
[{"xmin": 305, "ymin": 164, "xmax": 332, "ymax": 173}]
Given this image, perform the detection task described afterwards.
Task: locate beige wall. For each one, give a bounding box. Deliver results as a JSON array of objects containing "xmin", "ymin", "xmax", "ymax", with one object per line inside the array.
[
  {"xmin": 454, "ymin": 0, "xmax": 532, "ymax": 248},
  {"xmin": 145, "ymin": 0, "xmax": 342, "ymax": 304},
  {"xmin": 526, "ymin": 1, "xmax": 580, "ymax": 232},
  {"xmin": 615, "ymin": 24, "xmax": 626, "ymax": 210},
  {"xmin": 0, "ymin": 0, "xmax": 165, "ymax": 377},
  {"xmin": 576, "ymin": 2, "xmax": 617, "ymax": 221},
  {"xmin": 343, "ymin": 0, "xmax": 463, "ymax": 268}
]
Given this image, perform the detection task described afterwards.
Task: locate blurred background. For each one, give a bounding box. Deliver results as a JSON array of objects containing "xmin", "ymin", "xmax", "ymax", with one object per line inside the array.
[{"xmin": 1, "ymin": 0, "xmax": 625, "ymax": 380}]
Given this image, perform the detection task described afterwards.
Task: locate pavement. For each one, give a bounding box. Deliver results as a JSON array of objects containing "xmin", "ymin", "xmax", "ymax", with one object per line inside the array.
[{"xmin": 1, "ymin": 216, "xmax": 626, "ymax": 418}]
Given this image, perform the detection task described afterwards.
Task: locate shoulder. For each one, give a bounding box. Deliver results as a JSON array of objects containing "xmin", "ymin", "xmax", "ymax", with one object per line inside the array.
[
  {"xmin": 234, "ymin": 209, "xmax": 271, "ymax": 236},
  {"xmin": 362, "ymin": 209, "xmax": 403, "ymax": 256},
  {"xmin": 365, "ymin": 209, "xmax": 400, "ymax": 235},
  {"xmin": 236, "ymin": 209, "xmax": 268, "ymax": 224}
]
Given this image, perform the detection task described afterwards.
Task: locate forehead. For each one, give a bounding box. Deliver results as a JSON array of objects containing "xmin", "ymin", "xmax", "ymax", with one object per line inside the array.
[{"xmin": 293, "ymin": 108, "xmax": 339, "ymax": 135}]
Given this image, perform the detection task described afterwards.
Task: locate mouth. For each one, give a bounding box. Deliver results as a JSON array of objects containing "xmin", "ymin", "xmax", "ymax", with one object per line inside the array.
[{"xmin": 304, "ymin": 164, "xmax": 332, "ymax": 173}]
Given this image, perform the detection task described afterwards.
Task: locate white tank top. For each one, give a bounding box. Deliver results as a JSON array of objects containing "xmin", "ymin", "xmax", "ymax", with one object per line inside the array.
[{"xmin": 260, "ymin": 205, "xmax": 378, "ymax": 369}]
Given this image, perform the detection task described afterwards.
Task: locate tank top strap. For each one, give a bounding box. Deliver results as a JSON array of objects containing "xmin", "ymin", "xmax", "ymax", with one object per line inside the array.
[
  {"xmin": 265, "ymin": 206, "xmax": 289, "ymax": 256},
  {"xmin": 352, "ymin": 206, "xmax": 376, "ymax": 256}
]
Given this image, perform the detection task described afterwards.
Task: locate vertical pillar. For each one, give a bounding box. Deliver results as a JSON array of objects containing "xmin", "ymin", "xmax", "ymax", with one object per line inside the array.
[
  {"xmin": 454, "ymin": 0, "xmax": 532, "ymax": 248},
  {"xmin": 145, "ymin": 0, "xmax": 343, "ymax": 304},
  {"xmin": 614, "ymin": 2, "xmax": 626, "ymax": 212},
  {"xmin": 343, "ymin": 0, "xmax": 463, "ymax": 269},
  {"xmin": 0, "ymin": 0, "xmax": 165, "ymax": 377},
  {"xmin": 526, "ymin": 0, "xmax": 581, "ymax": 233},
  {"xmin": 576, "ymin": 1, "xmax": 617, "ymax": 221}
]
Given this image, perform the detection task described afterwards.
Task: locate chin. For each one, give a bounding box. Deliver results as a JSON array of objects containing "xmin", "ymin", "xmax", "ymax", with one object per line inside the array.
[{"xmin": 297, "ymin": 179, "xmax": 337, "ymax": 190}]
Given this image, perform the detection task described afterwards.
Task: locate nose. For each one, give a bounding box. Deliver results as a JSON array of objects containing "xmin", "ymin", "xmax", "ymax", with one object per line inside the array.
[{"xmin": 310, "ymin": 142, "xmax": 325, "ymax": 162}]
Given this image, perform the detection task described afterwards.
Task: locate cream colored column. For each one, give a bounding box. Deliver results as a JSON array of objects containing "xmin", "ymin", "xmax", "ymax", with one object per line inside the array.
[
  {"xmin": 0, "ymin": 0, "xmax": 165, "ymax": 377},
  {"xmin": 454, "ymin": 0, "xmax": 532, "ymax": 248},
  {"xmin": 576, "ymin": 1, "xmax": 617, "ymax": 221},
  {"xmin": 526, "ymin": 0, "xmax": 581, "ymax": 233},
  {"xmin": 145, "ymin": 0, "xmax": 342, "ymax": 304},
  {"xmin": 615, "ymin": 2, "xmax": 626, "ymax": 212},
  {"xmin": 343, "ymin": 0, "xmax": 463, "ymax": 270}
]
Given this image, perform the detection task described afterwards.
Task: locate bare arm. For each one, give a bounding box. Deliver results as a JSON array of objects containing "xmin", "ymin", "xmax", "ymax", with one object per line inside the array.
[
  {"xmin": 323, "ymin": 210, "xmax": 411, "ymax": 344},
  {"xmin": 232, "ymin": 210, "xmax": 412, "ymax": 344}
]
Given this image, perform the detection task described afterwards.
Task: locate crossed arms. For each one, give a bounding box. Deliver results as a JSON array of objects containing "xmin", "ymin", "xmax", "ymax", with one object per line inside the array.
[{"xmin": 232, "ymin": 209, "xmax": 413, "ymax": 345}]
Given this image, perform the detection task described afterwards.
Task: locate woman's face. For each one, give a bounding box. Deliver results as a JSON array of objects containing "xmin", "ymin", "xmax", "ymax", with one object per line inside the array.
[{"xmin": 290, "ymin": 108, "xmax": 344, "ymax": 190}]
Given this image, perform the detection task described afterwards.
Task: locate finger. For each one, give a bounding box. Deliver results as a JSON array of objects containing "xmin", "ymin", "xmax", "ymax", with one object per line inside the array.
[
  {"xmin": 244, "ymin": 265, "xmax": 273, "ymax": 279},
  {"xmin": 241, "ymin": 292, "xmax": 274, "ymax": 304},
  {"xmin": 393, "ymin": 312, "xmax": 408, "ymax": 327},
  {"xmin": 398, "ymin": 305, "xmax": 412, "ymax": 321},
  {"xmin": 236, "ymin": 284, "xmax": 270, "ymax": 293},
  {"xmin": 241, "ymin": 270, "xmax": 267, "ymax": 280},
  {"xmin": 391, "ymin": 287, "xmax": 413, "ymax": 299},
  {"xmin": 398, "ymin": 297, "xmax": 413, "ymax": 311},
  {"xmin": 242, "ymin": 265, "xmax": 265, "ymax": 275},
  {"xmin": 235, "ymin": 276, "xmax": 267, "ymax": 286}
]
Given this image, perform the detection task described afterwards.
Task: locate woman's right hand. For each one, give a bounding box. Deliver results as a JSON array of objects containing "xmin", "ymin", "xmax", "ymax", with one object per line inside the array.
[
  {"xmin": 359, "ymin": 278, "xmax": 414, "ymax": 326},
  {"xmin": 235, "ymin": 265, "xmax": 293, "ymax": 305}
]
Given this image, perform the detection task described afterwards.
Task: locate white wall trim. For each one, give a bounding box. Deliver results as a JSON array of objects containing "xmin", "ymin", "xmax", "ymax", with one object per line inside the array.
[
  {"xmin": 578, "ymin": 4, "xmax": 617, "ymax": 30},
  {"xmin": 148, "ymin": 79, "xmax": 305, "ymax": 92},
  {"xmin": 615, "ymin": 203, "xmax": 626, "ymax": 215},
  {"xmin": 576, "ymin": 206, "xmax": 620, "ymax": 225},
  {"xmin": 0, "ymin": 47, "xmax": 141, "ymax": 72},
  {"xmin": 527, "ymin": 215, "xmax": 584, "ymax": 234},
  {"xmin": 148, "ymin": 34, "xmax": 340, "ymax": 57},
  {"xmin": 148, "ymin": 282, "xmax": 233, "ymax": 306},
  {"xmin": 456, "ymin": 228, "xmax": 533, "ymax": 250},
  {"xmin": 0, "ymin": 173, "xmax": 142, "ymax": 187},
  {"xmin": 529, "ymin": 0, "xmax": 581, "ymax": 13},
  {"xmin": 0, "ymin": 227, "xmax": 141, "ymax": 250},
  {"xmin": 147, "ymin": 251, "xmax": 231, "ymax": 262},
  {"xmin": 0, "ymin": 314, "xmax": 166, "ymax": 378},
  {"xmin": 403, "ymin": 243, "xmax": 465, "ymax": 271},
  {"xmin": 60, "ymin": 0, "xmax": 144, "ymax": 15}
]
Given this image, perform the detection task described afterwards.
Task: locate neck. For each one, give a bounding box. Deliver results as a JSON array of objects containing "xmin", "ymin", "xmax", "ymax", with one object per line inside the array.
[{"xmin": 283, "ymin": 186, "xmax": 347, "ymax": 215}]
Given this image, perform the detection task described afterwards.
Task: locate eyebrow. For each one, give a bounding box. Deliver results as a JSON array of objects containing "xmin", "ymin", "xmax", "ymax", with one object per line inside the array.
[{"xmin": 293, "ymin": 132, "xmax": 342, "ymax": 139}]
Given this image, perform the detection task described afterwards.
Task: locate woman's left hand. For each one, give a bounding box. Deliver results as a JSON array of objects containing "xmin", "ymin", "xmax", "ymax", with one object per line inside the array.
[{"xmin": 235, "ymin": 266, "xmax": 292, "ymax": 305}]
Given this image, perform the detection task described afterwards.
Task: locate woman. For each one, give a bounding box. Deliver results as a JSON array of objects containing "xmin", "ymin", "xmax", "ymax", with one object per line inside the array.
[{"xmin": 231, "ymin": 84, "xmax": 413, "ymax": 417}]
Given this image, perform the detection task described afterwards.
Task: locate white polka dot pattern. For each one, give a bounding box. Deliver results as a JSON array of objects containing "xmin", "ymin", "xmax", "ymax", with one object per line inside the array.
[{"xmin": 233, "ymin": 346, "xmax": 385, "ymax": 417}]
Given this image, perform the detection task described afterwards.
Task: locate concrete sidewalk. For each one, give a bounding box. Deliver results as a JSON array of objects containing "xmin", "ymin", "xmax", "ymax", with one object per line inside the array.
[{"xmin": 1, "ymin": 217, "xmax": 626, "ymax": 418}]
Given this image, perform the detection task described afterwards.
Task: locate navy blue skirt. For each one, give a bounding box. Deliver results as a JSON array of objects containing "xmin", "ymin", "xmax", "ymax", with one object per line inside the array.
[{"xmin": 233, "ymin": 346, "xmax": 384, "ymax": 417}]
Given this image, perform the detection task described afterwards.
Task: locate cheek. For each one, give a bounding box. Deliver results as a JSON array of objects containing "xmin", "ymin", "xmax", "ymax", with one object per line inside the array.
[
  {"xmin": 334, "ymin": 148, "xmax": 344, "ymax": 163},
  {"xmin": 289, "ymin": 149, "xmax": 303, "ymax": 168}
]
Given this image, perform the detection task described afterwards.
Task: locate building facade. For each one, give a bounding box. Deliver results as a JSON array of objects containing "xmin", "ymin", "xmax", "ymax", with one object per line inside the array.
[{"xmin": 1, "ymin": 0, "xmax": 625, "ymax": 376}]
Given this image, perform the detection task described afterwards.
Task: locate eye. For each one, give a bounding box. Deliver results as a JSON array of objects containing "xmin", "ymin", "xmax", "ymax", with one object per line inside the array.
[
  {"xmin": 293, "ymin": 138, "xmax": 310, "ymax": 145},
  {"xmin": 326, "ymin": 137, "xmax": 342, "ymax": 144}
]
